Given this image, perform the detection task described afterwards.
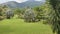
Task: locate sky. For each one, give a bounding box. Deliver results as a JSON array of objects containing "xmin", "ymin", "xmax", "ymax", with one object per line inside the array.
[{"xmin": 0, "ymin": 0, "xmax": 44, "ymax": 4}]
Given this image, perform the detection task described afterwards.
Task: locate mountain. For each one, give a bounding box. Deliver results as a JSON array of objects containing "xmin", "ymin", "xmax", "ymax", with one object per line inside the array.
[
  {"xmin": 19, "ymin": 1, "xmax": 44, "ymax": 8},
  {"xmin": 0, "ymin": 0, "xmax": 45, "ymax": 8},
  {"xmin": 0, "ymin": 1, "xmax": 19, "ymax": 8}
]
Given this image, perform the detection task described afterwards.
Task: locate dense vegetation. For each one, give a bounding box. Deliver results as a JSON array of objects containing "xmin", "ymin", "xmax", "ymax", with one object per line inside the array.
[{"xmin": 49, "ymin": 0, "xmax": 60, "ymax": 34}]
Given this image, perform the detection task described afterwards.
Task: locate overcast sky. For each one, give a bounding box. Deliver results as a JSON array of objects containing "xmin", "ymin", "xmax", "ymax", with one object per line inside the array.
[{"xmin": 0, "ymin": 0, "xmax": 44, "ymax": 4}]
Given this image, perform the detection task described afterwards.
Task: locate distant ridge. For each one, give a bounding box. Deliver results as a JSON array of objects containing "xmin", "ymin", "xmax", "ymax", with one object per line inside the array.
[{"xmin": 0, "ymin": 0, "xmax": 45, "ymax": 8}]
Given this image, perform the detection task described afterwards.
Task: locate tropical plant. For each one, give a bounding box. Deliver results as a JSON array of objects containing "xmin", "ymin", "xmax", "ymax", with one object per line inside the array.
[{"xmin": 49, "ymin": 0, "xmax": 60, "ymax": 34}]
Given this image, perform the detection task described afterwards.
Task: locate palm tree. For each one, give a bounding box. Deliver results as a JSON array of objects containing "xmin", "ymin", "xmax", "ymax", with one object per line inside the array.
[{"xmin": 49, "ymin": 0, "xmax": 60, "ymax": 34}]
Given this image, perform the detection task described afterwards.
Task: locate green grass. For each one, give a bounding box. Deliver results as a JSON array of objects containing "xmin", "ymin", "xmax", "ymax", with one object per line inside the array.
[{"xmin": 0, "ymin": 19, "xmax": 53, "ymax": 34}]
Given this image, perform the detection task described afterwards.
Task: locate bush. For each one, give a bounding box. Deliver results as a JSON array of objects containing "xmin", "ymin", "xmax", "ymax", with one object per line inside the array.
[
  {"xmin": 24, "ymin": 8, "xmax": 36, "ymax": 22},
  {"xmin": 5, "ymin": 9, "xmax": 14, "ymax": 19},
  {"xmin": 0, "ymin": 16, "xmax": 4, "ymax": 20}
]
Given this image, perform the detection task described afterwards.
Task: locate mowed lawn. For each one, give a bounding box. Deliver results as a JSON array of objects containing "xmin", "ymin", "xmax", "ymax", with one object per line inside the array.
[{"xmin": 0, "ymin": 19, "xmax": 53, "ymax": 34}]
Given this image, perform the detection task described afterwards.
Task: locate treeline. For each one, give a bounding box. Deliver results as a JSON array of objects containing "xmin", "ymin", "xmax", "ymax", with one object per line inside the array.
[
  {"xmin": 0, "ymin": 1, "xmax": 52, "ymax": 23},
  {"xmin": 0, "ymin": 0, "xmax": 58, "ymax": 24}
]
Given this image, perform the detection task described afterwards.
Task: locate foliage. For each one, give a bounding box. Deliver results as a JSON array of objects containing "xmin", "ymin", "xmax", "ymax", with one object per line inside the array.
[
  {"xmin": 14, "ymin": 8, "xmax": 25, "ymax": 19},
  {"xmin": 33, "ymin": 1, "xmax": 53, "ymax": 23},
  {"xmin": 0, "ymin": 8, "xmax": 2, "ymax": 16},
  {"xmin": 5, "ymin": 9, "xmax": 14, "ymax": 19},
  {"xmin": 14, "ymin": 8, "xmax": 21, "ymax": 14},
  {"xmin": 0, "ymin": 5, "xmax": 8, "ymax": 20},
  {"xmin": 33, "ymin": 7, "xmax": 41, "ymax": 21},
  {"xmin": 24, "ymin": 8, "xmax": 36, "ymax": 22},
  {"xmin": 49, "ymin": 0, "xmax": 60, "ymax": 34}
]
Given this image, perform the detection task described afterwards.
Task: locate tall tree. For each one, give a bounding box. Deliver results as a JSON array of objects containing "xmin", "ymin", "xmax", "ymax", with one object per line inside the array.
[
  {"xmin": 24, "ymin": 8, "xmax": 36, "ymax": 22},
  {"xmin": 49, "ymin": 0, "xmax": 60, "ymax": 34},
  {"xmin": 0, "ymin": 8, "xmax": 2, "ymax": 16}
]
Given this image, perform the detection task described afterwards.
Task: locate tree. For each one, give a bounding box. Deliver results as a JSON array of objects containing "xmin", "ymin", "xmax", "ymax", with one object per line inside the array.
[
  {"xmin": 5, "ymin": 9, "xmax": 14, "ymax": 19},
  {"xmin": 49, "ymin": 0, "xmax": 60, "ymax": 34},
  {"xmin": 0, "ymin": 8, "xmax": 2, "ymax": 16},
  {"xmin": 0, "ymin": 5, "xmax": 8, "ymax": 20},
  {"xmin": 24, "ymin": 8, "xmax": 36, "ymax": 22},
  {"xmin": 14, "ymin": 8, "xmax": 25, "ymax": 19},
  {"xmin": 33, "ymin": 7, "xmax": 41, "ymax": 21}
]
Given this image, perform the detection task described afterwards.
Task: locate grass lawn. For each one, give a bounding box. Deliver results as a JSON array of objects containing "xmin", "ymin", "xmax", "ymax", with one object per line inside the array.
[{"xmin": 0, "ymin": 19, "xmax": 53, "ymax": 34}]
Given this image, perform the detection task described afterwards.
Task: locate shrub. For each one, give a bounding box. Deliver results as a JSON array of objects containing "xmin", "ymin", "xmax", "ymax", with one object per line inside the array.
[
  {"xmin": 24, "ymin": 8, "xmax": 36, "ymax": 22},
  {"xmin": 0, "ymin": 16, "xmax": 4, "ymax": 20},
  {"xmin": 5, "ymin": 9, "xmax": 14, "ymax": 19}
]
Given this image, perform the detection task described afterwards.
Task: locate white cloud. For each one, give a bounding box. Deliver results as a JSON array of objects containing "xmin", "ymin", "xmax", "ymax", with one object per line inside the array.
[
  {"xmin": 0, "ymin": 0, "xmax": 43, "ymax": 4},
  {"xmin": 35, "ymin": 0, "xmax": 42, "ymax": 1},
  {"xmin": 14, "ymin": 0, "xmax": 28, "ymax": 3},
  {"xmin": 0, "ymin": 0, "xmax": 28, "ymax": 3}
]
